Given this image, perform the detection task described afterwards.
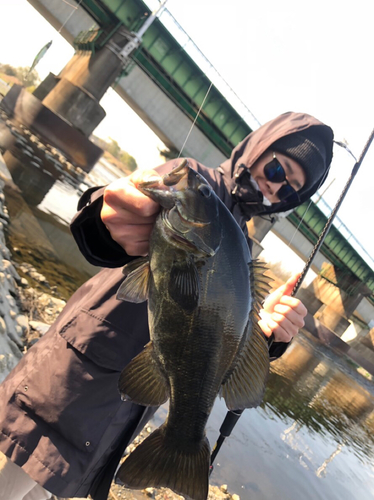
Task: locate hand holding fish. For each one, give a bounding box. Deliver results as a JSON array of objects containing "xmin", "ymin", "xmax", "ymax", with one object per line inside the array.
[
  {"xmin": 101, "ymin": 170, "xmax": 162, "ymax": 256},
  {"xmin": 258, "ymin": 273, "xmax": 307, "ymax": 343}
]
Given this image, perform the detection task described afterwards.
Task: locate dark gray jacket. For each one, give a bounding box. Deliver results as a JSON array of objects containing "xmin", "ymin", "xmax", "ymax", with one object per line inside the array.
[{"xmin": 0, "ymin": 112, "xmax": 332, "ymax": 499}]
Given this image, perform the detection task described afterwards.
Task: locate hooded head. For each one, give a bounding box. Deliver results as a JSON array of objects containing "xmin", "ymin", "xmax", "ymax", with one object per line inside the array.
[
  {"xmin": 218, "ymin": 112, "xmax": 334, "ymax": 218},
  {"xmin": 271, "ymin": 125, "xmax": 333, "ymax": 203}
]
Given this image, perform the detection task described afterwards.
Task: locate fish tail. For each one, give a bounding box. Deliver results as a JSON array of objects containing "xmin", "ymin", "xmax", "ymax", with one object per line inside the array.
[{"xmin": 116, "ymin": 425, "xmax": 210, "ymax": 500}]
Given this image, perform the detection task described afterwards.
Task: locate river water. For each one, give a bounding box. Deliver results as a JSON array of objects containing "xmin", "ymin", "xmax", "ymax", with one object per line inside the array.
[{"xmin": 1, "ymin": 116, "xmax": 374, "ymax": 500}]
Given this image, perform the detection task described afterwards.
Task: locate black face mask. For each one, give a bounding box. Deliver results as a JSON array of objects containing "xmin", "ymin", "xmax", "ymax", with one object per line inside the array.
[{"xmin": 232, "ymin": 164, "xmax": 272, "ymax": 218}]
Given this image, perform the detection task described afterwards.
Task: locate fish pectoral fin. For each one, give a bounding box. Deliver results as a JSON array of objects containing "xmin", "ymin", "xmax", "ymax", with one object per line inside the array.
[
  {"xmin": 169, "ymin": 259, "xmax": 200, "ymax": 311},
  {"xmin": 117, "ymin": 257, "xmax": 150, "ymax": 303},
  {"xmin": 220, "ymin": 322, "xmax": 270, "ymax": 410},
  {"xmin": 118, "ymin": 342, "xmax": 169, "ymax": 406}
]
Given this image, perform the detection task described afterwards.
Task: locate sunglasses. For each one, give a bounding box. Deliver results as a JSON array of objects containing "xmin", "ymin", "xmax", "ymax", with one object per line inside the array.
[{"xmin": 264, "ymin": 153, "xmax": 301, "ymax": 203}]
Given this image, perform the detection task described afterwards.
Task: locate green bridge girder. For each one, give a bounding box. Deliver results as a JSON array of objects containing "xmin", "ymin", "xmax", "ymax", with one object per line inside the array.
[
  {"xmin": 288, "ymin": 203, "xmax": 374, "ymax": 303},
  {"xmin": 75, "ymin": 0, "xmax": 373, "ymax": 305},
  {"xmin": 76, "ymin": 0, "xmax": 252, "ymax": 157}
]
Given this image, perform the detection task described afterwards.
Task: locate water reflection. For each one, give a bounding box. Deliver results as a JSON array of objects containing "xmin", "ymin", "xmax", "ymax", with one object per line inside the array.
[{"xmin": 200, "ymin": 334, "xmax": 374, "ymax": 499}]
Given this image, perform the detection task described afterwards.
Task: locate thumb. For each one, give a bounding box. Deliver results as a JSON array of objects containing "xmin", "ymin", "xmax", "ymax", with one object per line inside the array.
[
  {"xmin": 262, "ymin": 273, "xmax": 301, "ymax": 313},
  {"xmin": 282, "ymin": 273, "xmax": 301, "ymax": 297}
]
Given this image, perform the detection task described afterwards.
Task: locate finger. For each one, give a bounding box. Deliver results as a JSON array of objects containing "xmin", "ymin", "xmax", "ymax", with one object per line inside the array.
[
  {"xmin": 279, "ymin": 296, "xmax": 308, "ymax": 316},
  {"xmin": 131, "ymin": 168, "xmax": 162, "ymax": 186},
  {"xmin": 104, "ymin": 177, "xmax": 160, "ymax": 217},
  {"xmin": 271, "ymin": 312, "xmax": 300, "ymax": 337},
  {"xmin": 123, "ymin": 241, "xmax": 150, "ymax": 257},
  {"xmin": 101, "ymin": 205, "xmax": 158, "ymax": 227},
  {"xmin": 259, "ymin": 316, "xmax": 293, "ymax": 343},
  {"xmin": 258, "ymin": 318, "xmax": 273, "ymax": 338},
  {"xmin": 110, "ymin": 223, "xmax": 154, "ymax": 247},
  {"xmin": 281, "ymin": 273, "xmax": 302, "ymax": 297},
  {"xmin": 273, "ymin": 304, "xmax": 306, "ymax": 328},
  {"xmin": 262, "ymin": 273, "xmax": 301, "ymax": 313}
]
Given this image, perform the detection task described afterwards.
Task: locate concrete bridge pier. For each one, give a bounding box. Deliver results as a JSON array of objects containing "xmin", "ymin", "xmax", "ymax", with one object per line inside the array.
[
  {"xmin": 311, "ymin": 271, "xmax": 370, "ymax": 334},
  {"xmin": 38, "ymin": 27, "xmax": 133, "ymax": 137},
  {"xmin": 1, "ymin": 28, "xmax": 138, "ymax": 173}
]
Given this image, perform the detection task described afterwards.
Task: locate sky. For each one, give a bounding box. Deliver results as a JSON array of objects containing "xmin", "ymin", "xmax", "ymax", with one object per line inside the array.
[{"xmin": 0, "ymin": 0, "xmax": 373, "ymax": 265}]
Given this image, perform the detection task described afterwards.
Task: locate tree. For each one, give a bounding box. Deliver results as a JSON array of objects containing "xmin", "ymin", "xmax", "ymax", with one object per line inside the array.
[
  {"xmin": 119, "ymin": 151, "xmax": 137, "ymax": 172},
  {"xmin": 0, "ymin": 63, "xmax": 40, "ymax": 88},
  {"xmin": 105, "ymin": 138, "xmax": 137, "ymax": 172},
  {"xmin": 106, "ymin": 138, "xmax": 122, "ymax": 159}
]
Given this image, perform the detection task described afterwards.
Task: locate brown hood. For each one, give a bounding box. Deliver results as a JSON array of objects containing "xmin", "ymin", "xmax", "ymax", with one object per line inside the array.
[{"xmin": 218, "ymin": 111, "xmax": 334, "ymax": 214}]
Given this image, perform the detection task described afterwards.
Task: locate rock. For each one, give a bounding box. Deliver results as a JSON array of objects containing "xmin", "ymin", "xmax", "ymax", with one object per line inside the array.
[
  {"xmin": 231, "ymin": 494, "xmax": 240, "ymax": 500},
  {"xmin": 29, "ymin": 321, "xmax": 50, "ymax": 336},
  {"xmin": 6, "ymin": 325, "xmax": 23, "ymax": 349},
  {"xmin": 144, "ymin": 487, "xmax": 156, "ymax": 497},
  {"xmin": 5, "ymin": 294, "xmax": 16, "ymax": 309},
  {"xmin": 38, "ymin": 293, "xmax": 66, "ymax": 312},
  {"xmin": 20, "ymin": 277, "xmax": 29, "ymax": 287},
  {"xmin": 29, "ymin": 270, "xmax": 49, "ymax": 285},
  {"xmin": 0, "ymin": 317, "xmax": 6, "ymax": 335},
  {"xmin": 16, "ymin": 314, "xmax": 29, "ymax": 335},
  {"xmin": 3, "ymin": 259, "xmax": 21, "ymax": 281},
  {"xmin": 220, "ymin": 485, "xmax": 228, "ymax": 494}
]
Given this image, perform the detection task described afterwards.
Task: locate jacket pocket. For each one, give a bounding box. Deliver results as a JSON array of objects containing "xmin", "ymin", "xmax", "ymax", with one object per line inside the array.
[{"xmin": 14, "ymin": 311, "xmax": 147, "ymax": 454}]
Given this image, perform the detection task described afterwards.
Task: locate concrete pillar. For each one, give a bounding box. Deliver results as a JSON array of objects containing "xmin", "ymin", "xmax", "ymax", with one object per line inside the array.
[
  {"xmin": 247, "ymin": 215, "xmax": 276, "ymax": 242},
  {"xmin": 361, "ymin": 327, "xmax": 374, "ymax": 351},
  {"xmin": 310, "ymin": 270, "xmax": 370, "ymax": 336},
  {"xmin": 40, "ymin": 29, "xmax": 133, "ymax": 136},
  {"xmin": 247, "ymin": 215, "xmax": 277, "ymax": 258}
]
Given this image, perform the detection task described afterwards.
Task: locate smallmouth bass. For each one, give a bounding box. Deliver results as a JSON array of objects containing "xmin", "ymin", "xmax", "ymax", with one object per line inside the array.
[{"xmin": 115, "ymin": 160, "xmax": 271, "ymax": 500}]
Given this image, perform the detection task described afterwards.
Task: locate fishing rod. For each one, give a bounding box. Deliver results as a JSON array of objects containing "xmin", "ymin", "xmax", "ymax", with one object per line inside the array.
[{"xmin": 210, "ymin": 126, "xmax": 374, "ymax": 474}]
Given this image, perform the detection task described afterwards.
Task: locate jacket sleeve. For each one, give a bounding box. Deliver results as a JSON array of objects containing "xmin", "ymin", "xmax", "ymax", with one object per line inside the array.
[
  {"xmin": 70, "ymin": 186, "xmax": 133, "ymax": 268},
  {"xmin": 70, "ymin": 159, "xmax": 228, "ymax": 268}
]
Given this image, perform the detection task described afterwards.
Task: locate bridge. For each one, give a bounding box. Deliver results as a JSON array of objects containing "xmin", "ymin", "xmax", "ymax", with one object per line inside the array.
[{"xmin": 23, "ymin": 0, "xmax": 374, "ymax": 323}]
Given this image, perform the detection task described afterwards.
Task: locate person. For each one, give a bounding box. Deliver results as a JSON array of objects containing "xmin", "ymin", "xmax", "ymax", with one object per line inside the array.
[{"xmin": 0, "ymin": 111, "xmax": 334, "ymax": 500}]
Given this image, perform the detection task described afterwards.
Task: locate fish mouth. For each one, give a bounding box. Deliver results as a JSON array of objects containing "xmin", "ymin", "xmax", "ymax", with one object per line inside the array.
[
  {"xmin": 162, "ymin": 208, "xmax": 218, "ymax": 257},
  {"xmin": 161, "ymin": 209, "xmax": 202, "ymax": 253}
]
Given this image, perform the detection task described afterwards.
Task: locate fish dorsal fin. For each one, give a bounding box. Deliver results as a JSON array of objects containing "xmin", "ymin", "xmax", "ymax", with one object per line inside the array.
[
  {"xmin": 117, "ymin": 257, "xmax": 150, "ymax": 303},
  {"xmin": 249, "ymin": 259, "xmax": 273, "ymax": 314},
  {"xmin": 118, "ymin": 342, "xmax": 169, "ymax": 406},
  {"xmin": 220, "ymin": 321, "xmax": 270, "ymax": 410},
  {"xmin": 220, "ymin": 260, "xmax": 272, "ymax": 410},
  {"xmin": 168, "ymin": 259, "xmax": 200, "ymax": 311}
]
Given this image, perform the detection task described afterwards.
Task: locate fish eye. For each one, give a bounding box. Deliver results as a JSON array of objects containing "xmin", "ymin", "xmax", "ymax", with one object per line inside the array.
[{"xmin": 198, "ymin": 185, "xmax": 212, "ymax": 197}]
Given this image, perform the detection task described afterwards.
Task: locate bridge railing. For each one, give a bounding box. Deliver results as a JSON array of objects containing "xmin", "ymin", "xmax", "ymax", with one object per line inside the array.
[{"xmin": 146, "ymin": 0, "xmax": 262, "ymax": 132}]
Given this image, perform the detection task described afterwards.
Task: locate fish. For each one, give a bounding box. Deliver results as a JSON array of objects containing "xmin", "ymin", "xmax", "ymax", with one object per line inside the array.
[{"xmin": 115, "ymin": 160, "xmax": 271, "ymax": 500}]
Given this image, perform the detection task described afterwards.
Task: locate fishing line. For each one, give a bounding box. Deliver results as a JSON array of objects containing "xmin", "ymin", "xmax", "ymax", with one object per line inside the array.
[
  {"xmin": 177, "ymin": 82, "xmax": 213, "ymax": 158},
  {"xmin": 286, "ymin": 139, "xmax": 358, "ymax": 252},
  {"xmin": 58, "ymin": 0, "xmax": 84, "ymax": 34},
  {"xmin": 291, "ymin": 127, "xmax": 374, "ymax": 296},
  {"xmin": 285, "ymin": 156, "xmax": 333, "ymax": 250}
]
